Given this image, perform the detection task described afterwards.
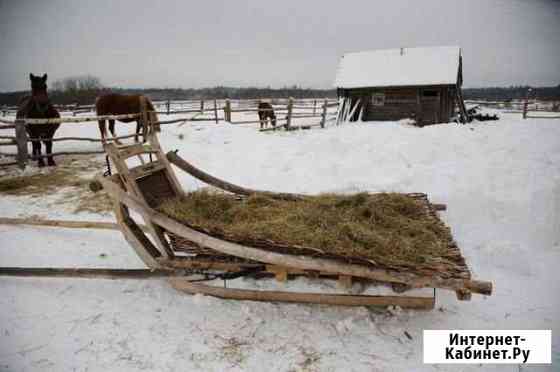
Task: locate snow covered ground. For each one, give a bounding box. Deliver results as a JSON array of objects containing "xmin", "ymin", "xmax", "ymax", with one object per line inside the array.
[{"xmin": 0, "ymin": 110, "xmax": 559, "ymax": 371}]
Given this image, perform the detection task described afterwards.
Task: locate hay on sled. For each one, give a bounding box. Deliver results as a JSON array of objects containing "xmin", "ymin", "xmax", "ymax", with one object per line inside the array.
[{"xmin": 94, "ymin": 115, "xmax": 491, "ymax": 308}]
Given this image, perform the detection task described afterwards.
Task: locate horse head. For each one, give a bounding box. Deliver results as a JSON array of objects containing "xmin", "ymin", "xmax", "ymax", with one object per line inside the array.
[{"xmin": 29, "ymin": 73, "xmax": 50, "ymax": 108}]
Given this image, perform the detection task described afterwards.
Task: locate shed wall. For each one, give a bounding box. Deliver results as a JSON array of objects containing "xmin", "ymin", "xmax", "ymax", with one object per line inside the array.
[{"xmin": 340, "ymin": 85, "xmax": 457, "ymax": 125}]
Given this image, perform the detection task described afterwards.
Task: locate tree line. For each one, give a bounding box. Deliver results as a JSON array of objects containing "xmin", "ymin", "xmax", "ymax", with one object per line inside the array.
[
  {"xmin": 462, "ymin": 85, "xmax": 560, "ymax": 101},
  {"xmin": 1, "ymin": 75, "xmax": 559, "ymax": 106}
]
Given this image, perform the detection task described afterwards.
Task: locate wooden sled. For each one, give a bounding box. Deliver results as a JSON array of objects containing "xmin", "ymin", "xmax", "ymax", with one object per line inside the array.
[{"xmin": 95, "ymin": 130, "xmax": 492, "ymax": 309}]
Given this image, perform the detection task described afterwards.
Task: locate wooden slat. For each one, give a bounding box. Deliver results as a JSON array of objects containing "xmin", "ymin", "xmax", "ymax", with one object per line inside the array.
[
  {"xmin": 0, "ymin": 267, "xmax": 181, "ymax": 279},
  {"xmin": 129, "ymin": 161, "xmax": 166, "ymax": 179},
  {"xmin": 0, "ymin": 217, "xmax": 145, "ymax": 231},
  {"xmin": 169, "ymin": 279, "xmax": 435, "ymax": 309},
  {"xmin": 118, "ymin": 143, "xmax": 157, "ymax": 159}
]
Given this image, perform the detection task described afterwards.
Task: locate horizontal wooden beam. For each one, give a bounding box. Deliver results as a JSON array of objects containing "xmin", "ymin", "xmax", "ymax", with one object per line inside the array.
[
  {"xmin": 0, "ymin": 216, "xmax": 147, "ymax": 232},
  {"xmin": 0, "ymin": 267, "xmax": 185, "ymax": 279},
  {"xmin": 169, "ymin": 278, "xmax": 435, "ymax": 309},
  {"xmin": 166, "ymin": 151, "xmax": 303, "ymax": 201}
]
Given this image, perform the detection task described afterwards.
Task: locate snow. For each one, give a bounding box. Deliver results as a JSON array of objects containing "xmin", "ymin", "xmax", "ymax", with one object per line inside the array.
[
  {"xmin": 334, "ymin": 46, "xmax": 461, "ymax": 88},
  {"xmin": 1, "ymin": 110, "xmax": 559, "ymax": 371}
]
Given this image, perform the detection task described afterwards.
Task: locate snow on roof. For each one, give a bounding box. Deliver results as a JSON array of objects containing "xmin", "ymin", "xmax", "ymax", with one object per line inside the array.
[{"xmin": 334, "ymin": 46, "xmax": 461, "ymax": 89}]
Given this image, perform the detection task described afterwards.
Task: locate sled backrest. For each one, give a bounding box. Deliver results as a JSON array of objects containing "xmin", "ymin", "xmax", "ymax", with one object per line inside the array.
[{"xmin": 103, "ymin": 135, "xmax": 184, "ymax": 209}]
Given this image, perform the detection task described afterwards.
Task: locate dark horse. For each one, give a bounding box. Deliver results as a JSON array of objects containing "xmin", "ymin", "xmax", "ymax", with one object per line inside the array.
[
  {"xmin": 95, "ymin": 93, "xmax": 159, "ymax": 143},
  {"xmin": 258, "ymin": 102, "xmax": 276, "ymax": 129},
  {"xmin": 16, "ymin": 74, "xmax": 61, "ymax": 167}
]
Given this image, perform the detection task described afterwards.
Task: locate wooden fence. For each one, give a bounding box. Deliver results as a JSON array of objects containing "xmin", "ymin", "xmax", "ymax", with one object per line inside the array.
[
  {"xmin": 465, "ymin": 99, "xmax": 560, "ymax": 119},
  {"xmin": 0, "ymin": 97, "xmax": 339, "ymax": 169},
  {"xmin": 222, "ymin": 97, "xmax": 339, "ymax": 131},
  {"xmin": 0, "ymin": 109, "xmax": 221, "ymax": 170}
]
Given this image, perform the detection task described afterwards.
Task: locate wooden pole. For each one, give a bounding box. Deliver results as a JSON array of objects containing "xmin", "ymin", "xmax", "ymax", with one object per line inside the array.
[
  {"xmin": 15, "ymin": 119, "xmax": 28, "ymax": 170},
  {"xmin": 320, "ymin": 98, "xmax": 328, "ymax": 128},
  {"xmin": 0, "ymin": 267, "xmax": 183, "ymax": 279},
  {"xmin": 169, "ymin": 279, "xmax": 435, "ymax": 309},
  {"xmin": 286, "ymin": 97, "xmax": 293, "ymax": 130},
  {"xmin": 0, "ymin": 216, "xmax": 149, "ymax": 231},
  {"xmin": 166, "ymin": 151, "xmax": 303, "ymax": 201},
  {"xmin": 523, "ymin": 89, "xmax": 531, "ymax": 119},
  {"xmin": 166, "ymin": 99, "xmax": 170, "ymax": 115},
  {"xmin": 213, "ymin": 99, "xmax": 219, "ymax": 124},
  {"xmin": 200, "ymin": 99, "xmax": 204, "ymax": 114},
  {"xmin": 313, "ymin": 99, "xmax": 317, "ymax": 116},
  {"xmin": 225, "ymin": 99, "xmax": 231, "ymax": 122}
]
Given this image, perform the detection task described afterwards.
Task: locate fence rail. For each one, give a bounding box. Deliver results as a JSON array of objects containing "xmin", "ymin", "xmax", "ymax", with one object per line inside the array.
[{"xmin": 0, "ymin": 97, "xmax": 338, "ymax": 169}]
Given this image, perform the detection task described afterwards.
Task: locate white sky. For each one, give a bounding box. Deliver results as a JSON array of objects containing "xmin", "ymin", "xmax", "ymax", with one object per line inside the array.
[{"xmin": 0, "ymin": 0, "xmax": 559, "ymax": 91}]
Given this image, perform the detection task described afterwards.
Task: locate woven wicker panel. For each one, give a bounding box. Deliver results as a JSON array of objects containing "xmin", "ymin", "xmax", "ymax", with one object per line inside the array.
[{"xmin": 136, "ymin": 170, "xmax": 177, "ymax": 208}]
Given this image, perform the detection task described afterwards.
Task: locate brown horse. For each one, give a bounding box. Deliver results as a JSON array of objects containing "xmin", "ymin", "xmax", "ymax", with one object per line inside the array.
[
  {"xmin": 16, "ymin": 74, "xmax": 61, "ymax": 167},
  {"xmin": 95, "ymin": 94, "xmax": 159, "ymax": 143},
  {"xmin": 258, "ymin": 102, "xmax": 277, "ymax": 129}
]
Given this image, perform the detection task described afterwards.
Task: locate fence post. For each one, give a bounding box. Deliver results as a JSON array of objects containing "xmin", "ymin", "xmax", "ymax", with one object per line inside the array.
[
  {"xmin": 523, "ymin": 88, "xmax": 531, "ymax": 119},
  {"xmin": 320, "ymin": 98, "xmax": 328, "ymax": 128},
  {"xmin": 200, "ymin": 99, "xmax": 204, "ymax": 114},
  {"xmin": 166, "ymin": 99, "xmax": 170, "ymax": 115},
  {"xmin": 15, "ymin": 119, "xmax": 28, "ymax": 170},
  {"xmin": 313, "ymin": 99, "xmax": 317, "ymax": 116},
  {"xmin": 224, "ymin": 99, "xmax": 231, "ymax": 122},
  {"xmin": 213, "ymin": 99, "xmax": 219, "ymax": 124},
  {"xmin": 286, "ymin": 97, "xmax": 293, "ymax": 130}
]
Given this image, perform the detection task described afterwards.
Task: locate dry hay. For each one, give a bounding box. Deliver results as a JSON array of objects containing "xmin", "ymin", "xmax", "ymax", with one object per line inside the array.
[
  {"xmin": 0, "ymin": 156, "xmax": 113, "ymax": 214},
  {"xmin": 159, "ymin": 191, "xmax": 456, "ymax": 270}
]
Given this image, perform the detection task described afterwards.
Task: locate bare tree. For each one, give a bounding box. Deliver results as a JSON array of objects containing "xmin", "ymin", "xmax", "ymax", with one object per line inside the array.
[{"xmin": 50, "ymin": 75, "xmax": 104, "ymax": 104}]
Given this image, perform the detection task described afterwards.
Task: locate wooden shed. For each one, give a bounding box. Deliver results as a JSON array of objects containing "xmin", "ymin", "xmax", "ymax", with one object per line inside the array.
[{"xmin": 334, "ymin": 46, "xmax": 467, "ymax": 125}]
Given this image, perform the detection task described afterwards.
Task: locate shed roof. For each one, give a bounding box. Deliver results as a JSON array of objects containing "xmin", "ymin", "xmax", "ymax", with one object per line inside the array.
[{"xmin": 334, "ymin": 46, "xmax": 461, "ymax": 89}]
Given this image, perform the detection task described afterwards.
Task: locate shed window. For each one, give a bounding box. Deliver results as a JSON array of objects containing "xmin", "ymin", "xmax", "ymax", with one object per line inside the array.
[
  {"xmin": 422, "ymin": 90, "xmax": 439, "ymax": 97},
  {"xmin": 371, "ymin": 93, "xmax": 385, "ymax": 106}
]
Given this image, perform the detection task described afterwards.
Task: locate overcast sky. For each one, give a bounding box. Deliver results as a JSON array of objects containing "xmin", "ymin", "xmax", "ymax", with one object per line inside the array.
[{"xmin": 1, "ymin": 0, "xmax": 559, "ymax": 91}]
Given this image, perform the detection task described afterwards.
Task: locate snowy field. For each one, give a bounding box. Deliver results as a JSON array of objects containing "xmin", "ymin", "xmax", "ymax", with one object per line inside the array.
[{"xmin": 0, "ymin": 110, "xmax": 559, "ymax": 371}]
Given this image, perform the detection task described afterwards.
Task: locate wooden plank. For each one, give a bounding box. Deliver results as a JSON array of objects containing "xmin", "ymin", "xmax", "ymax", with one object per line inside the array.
[
  {"xmin": 161, "ymin": 258, "xmax": 262, "ymax": 272},
  {"xmin": 118, "ymin": 208, "xmax": 162, "ymax": 268},
  {"xmin": 0, "ymin": 267, "xmax": 182, "ymax": 279},
  {"xmin": 225, "ymin": 99, "xmax": 231, "ymax": 122},
  {"xmin": 0, "ymin": 217, "xmax": 131, "ymax": 231},
  {"xmin": 15, "ymin": 119, "xmax": 28, "ymax": 169},
  {"xmin": 129, "ymin": 161, "xmax": 166, "ymax": 179},
  {"xmin": 320, "ymin": 98, "xmax": 328, "ymax": 128},
  {"xmin": 169, "ymin": 279, "xmax": 435, "ymax": 309},
  {"xmin": 118, "ymin": 144, "xmax": 157, "ymax": 159},
  {"xmin": 166, "ymin": 151, "xmax": 303, "ymax": 201},
  {"xmin": 338, "ymin": 275, "xmax": 353, "ymax": 289},
  {"xmin": 214, "ymin": 99, "xmax": 219, "ymax": 124},
  {"xmin": 286, "ymin": 97, "xmax": 293, "ymax": 129},
  {"xmin": 28, "ymin": 133, "xmax": 139, "ymax": 143},
  {"xmin": 24, "ymin": 113, "xmax": 140, "ymax": 125}
]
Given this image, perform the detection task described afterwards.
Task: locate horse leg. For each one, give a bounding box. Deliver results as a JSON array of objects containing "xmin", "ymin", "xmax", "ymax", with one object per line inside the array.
[
  {"xmin": 35, "ymin": 137, "xmax": 45, "ymax": 167},
  {"xmin": 45, "ymin": 137, "xmax": 55, "ymax": 166},
  {"xmin": 135, "ymin": 120, "xmax": 143, "ymax": 143},
  {"xmin": 31, "ymin": 138, "xmax": 43, "ymax": 167},
  {"xmin": 98, "ymin": 120, "xmax": 107, "ymax": 143},
  {"xmin": 109, "ymin": 119, "xmax": 120, "ymax": 144}
]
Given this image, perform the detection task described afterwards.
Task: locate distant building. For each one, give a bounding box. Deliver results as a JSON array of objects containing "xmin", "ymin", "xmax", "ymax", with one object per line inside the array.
[{"xmin": 334, "ymin": 46, "xmax": 466, "ymax": 125}]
